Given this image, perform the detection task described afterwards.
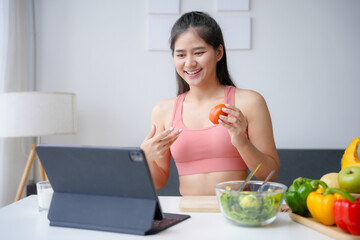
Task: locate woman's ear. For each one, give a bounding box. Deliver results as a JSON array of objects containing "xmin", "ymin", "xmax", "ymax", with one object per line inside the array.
[{"xmin": 216, "ymin": 44, "xmax": 224, "ymax": 62}]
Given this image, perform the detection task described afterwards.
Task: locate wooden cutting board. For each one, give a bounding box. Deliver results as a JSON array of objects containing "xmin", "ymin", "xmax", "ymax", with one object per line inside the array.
[
  {"xmin": 289, "ymin": 212, "xmax": 360, "ymax": 240},
  {"xmin": 351, "ymin": 193, "xmax": 360, "ymax": 198},
  {"xmin": 178, "ymin": 196, "xmax": 220, "ymax": 212}
]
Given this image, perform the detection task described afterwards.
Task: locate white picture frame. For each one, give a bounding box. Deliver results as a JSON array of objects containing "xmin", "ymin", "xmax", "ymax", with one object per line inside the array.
[
  {"xmin": 147, "ymin": 15, "xmax": 179, "ymax": 51},
  {"xmin": 148, "ymin": 0, "xmax": 180, "ymax": 14},
  {"xmin": 218, "ymin": 16, "xmax": 251, "ymax": 50},
  {"xmin": 216, "ymin": 0, "xmax": 250, "ymax": 11}
]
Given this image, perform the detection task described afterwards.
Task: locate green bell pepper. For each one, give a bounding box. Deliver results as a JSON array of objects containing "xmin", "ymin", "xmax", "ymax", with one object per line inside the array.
[{"xmin": 285, "ymin": 177, "xmax": 328, "ymax": 216}]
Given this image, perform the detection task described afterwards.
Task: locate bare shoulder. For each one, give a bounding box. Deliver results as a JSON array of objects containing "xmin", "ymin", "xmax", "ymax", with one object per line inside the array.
[
  {"xmin": 151, "ymin": 97, "xmax": 177, "ymax": 129},
  {"xmin": 234, "ymin": 88, "xmax": 267, "ymax": 109},
  {"xmin": 152, "ymin": 97, "xmax": 176, "ymax": 115}
]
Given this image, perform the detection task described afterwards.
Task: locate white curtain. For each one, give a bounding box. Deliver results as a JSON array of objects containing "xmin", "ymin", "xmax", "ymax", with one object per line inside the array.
[{"xmin": 0, "ymin": 0, "xmax": 35, "ymax": 207}]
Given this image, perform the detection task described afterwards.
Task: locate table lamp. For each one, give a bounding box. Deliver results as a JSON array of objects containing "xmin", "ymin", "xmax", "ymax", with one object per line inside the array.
[{"xmin": 0, "ymin": 92, "xmax": 76, "ymax": 202}]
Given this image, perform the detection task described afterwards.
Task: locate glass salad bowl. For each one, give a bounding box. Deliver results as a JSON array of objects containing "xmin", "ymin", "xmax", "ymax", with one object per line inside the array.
[{"xmin": 215, "ymin": 180, "xmax": 287, "ymax": 227}]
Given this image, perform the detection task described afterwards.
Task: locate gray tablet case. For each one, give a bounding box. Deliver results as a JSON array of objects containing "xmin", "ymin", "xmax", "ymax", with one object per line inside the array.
[{"xmin": 36, "ymin": 145, "xmax": 190, "ymax": 235}]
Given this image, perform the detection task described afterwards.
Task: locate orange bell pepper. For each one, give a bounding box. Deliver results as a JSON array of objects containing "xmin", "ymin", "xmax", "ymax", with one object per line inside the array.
[{"xmin": 306, "ymin": 180, "xmax": 355, "ymax": 226}]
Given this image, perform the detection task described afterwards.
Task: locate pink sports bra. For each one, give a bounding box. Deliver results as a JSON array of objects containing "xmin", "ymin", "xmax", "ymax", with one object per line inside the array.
[{"xmin": 170, "ymin": 85, "xmax": 248, "ymax": 176}]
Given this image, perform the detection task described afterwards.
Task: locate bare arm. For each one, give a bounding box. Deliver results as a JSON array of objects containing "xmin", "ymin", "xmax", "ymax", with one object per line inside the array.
[
  {"xmin": 140, "ymin": 99, "xmax": 181, "ymax": 189},
  {"xmin": 219, "ymin": 90, "xmax": 279, "ymax": 181}
]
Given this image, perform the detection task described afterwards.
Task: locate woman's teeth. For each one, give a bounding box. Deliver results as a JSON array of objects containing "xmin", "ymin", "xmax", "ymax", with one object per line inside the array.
[{"xmin": 186, "ymin": 70, "xmax": 201, "ymax": 75}]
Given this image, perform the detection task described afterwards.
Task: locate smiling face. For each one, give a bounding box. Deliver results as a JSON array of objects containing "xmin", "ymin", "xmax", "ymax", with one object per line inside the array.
[{"xmin": 173, "ymin": 28, "xmax": 223, "ymax": 88}]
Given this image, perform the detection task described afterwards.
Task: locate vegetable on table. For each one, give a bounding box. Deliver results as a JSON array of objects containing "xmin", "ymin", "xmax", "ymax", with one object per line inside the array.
[
  {"xmin": 307, "ymin": 180, "xmax": 355, "ymax": 226},
  {"xmin": 333, "ymin": 198, "xmax": 360, "ymax": 236},
  {"xmin": 341, "ymin": 137, "xmax": 360, "ymax": 169},
  {"xmin": 285, "ymin": 177, "xmax": 320, "ymax": 216}
]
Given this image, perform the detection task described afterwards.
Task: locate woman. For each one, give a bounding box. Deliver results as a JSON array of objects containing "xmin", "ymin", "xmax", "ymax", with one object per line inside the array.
[{"xmin": 141, "ymin": 11, "xmax": 279, "ymax": 195}]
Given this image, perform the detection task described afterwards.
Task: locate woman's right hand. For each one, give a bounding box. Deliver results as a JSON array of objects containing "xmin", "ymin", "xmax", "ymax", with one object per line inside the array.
[{"xmin": 140, "ymin": 124, "xmax": 182, "ymax": 163}]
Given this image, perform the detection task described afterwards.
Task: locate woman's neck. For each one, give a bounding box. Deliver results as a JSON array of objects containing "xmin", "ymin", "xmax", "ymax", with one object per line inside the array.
[{"xmin": 186, "ymin": 82, "xmax": 225, "ymax": 102}]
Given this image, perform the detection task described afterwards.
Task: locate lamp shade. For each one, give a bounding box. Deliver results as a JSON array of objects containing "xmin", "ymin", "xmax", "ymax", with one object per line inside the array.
[{"xmin": 0, "ymin": 92, "xmax": 76, "ymax": 138}]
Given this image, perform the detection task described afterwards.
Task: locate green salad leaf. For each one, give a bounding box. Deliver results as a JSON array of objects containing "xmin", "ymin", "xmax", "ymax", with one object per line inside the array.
[{"xmin": 220, "ymin": 187, "xmax": 283, "ymax": 224}]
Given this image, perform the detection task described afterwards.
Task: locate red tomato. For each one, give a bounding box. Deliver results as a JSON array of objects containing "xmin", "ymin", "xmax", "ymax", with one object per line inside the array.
[{"xmin": 209, "ymin": 104, "xmax": 228, "ymax": 124}]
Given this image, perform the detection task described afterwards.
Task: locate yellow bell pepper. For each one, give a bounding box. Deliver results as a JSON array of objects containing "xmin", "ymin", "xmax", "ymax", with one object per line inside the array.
[
  {"xmin": 306, "ymin": 180, "xmax": 355, "ymax": 226},
  {"xmin": 342, "ymin": 137, "xmax": 360, "ymax": 169}
]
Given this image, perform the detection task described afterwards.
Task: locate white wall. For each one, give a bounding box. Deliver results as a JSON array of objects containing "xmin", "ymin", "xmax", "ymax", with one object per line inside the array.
[{"xmin": 34, "ymin": 0, "xmax": 360, "ymax": 149}]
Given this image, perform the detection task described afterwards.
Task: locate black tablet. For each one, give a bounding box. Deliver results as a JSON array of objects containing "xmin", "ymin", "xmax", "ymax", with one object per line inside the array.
[{"xmin": 36, "ymin": 144, "xmax": 189, "ymax": 235}]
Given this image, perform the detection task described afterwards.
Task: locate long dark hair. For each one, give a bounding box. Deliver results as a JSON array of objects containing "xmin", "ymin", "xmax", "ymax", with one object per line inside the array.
[{"xmin": 170, "ymin": 11, "xmax": 236, "ymax": 95}]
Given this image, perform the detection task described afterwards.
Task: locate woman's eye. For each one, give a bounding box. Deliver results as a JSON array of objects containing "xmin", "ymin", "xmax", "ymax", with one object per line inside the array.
[
  {"xmin": 176, "ymin": 54, "xmax": 185, "ymax": 58},
  {"xmin": 195, "ymin": 51, "xmax": 205, "ymax": 56}
]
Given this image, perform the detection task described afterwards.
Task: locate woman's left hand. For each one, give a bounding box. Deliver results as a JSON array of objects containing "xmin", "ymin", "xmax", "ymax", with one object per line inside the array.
[{"xmin": 218, "ymin": 104, "xmax": 248, "ymax": 148}]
